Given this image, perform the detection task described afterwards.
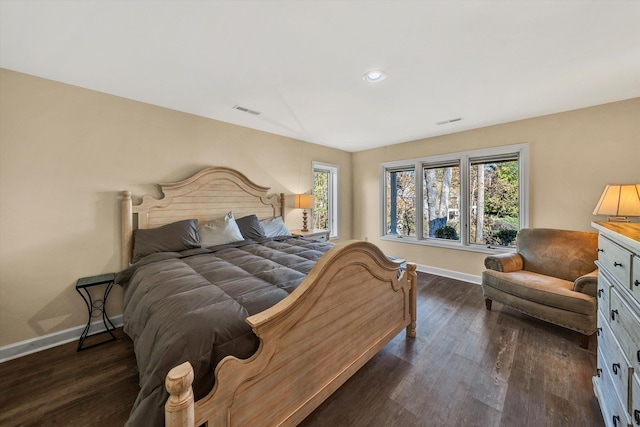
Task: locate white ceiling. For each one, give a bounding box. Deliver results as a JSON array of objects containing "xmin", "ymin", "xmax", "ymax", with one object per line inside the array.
[{"xmin": 1, "ymin": 1, "xmax": 639, "ymax": 152}]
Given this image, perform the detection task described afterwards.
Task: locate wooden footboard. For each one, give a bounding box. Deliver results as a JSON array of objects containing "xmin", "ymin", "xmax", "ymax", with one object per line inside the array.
[{"xmin": 165, "ymin": 240, "xmax": 417, "ymax": 427}]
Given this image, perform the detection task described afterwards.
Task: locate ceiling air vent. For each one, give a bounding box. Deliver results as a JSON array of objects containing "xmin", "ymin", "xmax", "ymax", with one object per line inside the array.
[
  {"xmin": 233, "ymin": 105, "xmax": 261, "ymax": 116},
  {"xmin": 436, "ymin": 117, "xmax": 462, "ymax": 125}
]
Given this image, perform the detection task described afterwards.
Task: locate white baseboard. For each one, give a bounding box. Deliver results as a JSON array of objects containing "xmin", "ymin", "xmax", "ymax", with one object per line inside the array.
[
  {"xmin": 415, "ymin": 263, "xmax": 481, "ymax": 285},
  {"xmin": 0, "ymin": 315, "xmax": 123, "ymax": 363}
]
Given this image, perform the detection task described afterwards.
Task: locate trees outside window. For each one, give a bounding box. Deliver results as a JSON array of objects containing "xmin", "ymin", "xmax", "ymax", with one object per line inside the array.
[
  {"xmin": 423, "ymin": 163, "xmax": 460, "ymax": 240},
  {"xmin": 470, "ymin": 158, "xmax": 519, "ymax": 246},
  {"xmin": 381, "ymin": 144, "xmax": 528, "ymax": 250},
  {"xmin": 385, "ymin": 169, "xmax": 416, "ymax": 236},
  {"xmin": 312, "ymin": 162, "xmax": 338, "ymax": 238}
]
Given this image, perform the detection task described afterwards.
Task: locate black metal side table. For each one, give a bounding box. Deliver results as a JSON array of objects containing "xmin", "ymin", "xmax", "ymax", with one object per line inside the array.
[{"xmin": 76, "ymin": 273, "xmax": 117, "ymax": 351}]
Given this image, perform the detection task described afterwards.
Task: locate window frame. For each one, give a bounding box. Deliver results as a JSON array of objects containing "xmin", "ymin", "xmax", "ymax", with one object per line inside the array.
[
  {"xmin": 312, "ymin": 161, "xmax": 339, "ymax": 239},
  {"xmin": 379, "ymin": 143, "xmax": 529, "ymax": 254},
  {"xmin": 421, "ymin": 160, "xmax": 461, "ymax": 240},
  {"xmin": 384, "ymin": 166, "xmax": 418, "ymax": 237}
]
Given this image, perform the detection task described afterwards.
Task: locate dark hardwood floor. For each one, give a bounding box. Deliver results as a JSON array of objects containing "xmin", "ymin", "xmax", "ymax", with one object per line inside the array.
[{"xmin": 0, "ymin": 273, "xmax": 604, "ymax": 427}]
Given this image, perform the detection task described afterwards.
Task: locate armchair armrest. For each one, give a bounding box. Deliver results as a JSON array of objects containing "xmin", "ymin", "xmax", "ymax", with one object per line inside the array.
[
  {"xmin": 484, "ymin": 252, "xmax": 523, "ymax": 273},
  {"xmin": 573, "ymin": 269, "xmax": 598, "ymax": 297}
]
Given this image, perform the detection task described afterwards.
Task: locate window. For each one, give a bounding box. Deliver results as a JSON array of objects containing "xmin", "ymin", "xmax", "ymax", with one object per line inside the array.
[
  {"xmin": 469, "ymin": 155, "xmax": 520, "ymax": 246},
  {"xmin": 380, "ymin": 144, "xmax": 528, "ymax": 252},
  {"xmin": 385, "ymin": 168, "xmax": 416, "ymax": 237},
  {"xmin": 423, "ymin": 162, "xmax": 460, "ymax": 241},
  {"xmin": 312, "ymin": 162, "xmax": 339, "ymax": 239}
]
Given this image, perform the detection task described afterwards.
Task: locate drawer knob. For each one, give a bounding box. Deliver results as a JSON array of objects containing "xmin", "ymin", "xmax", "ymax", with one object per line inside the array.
[
  {"xmin": 613, "ymin": 415, "xmax": 620, "ymax": 427},
  {"xmin": 637, "ymin": 349, "xmax": 640, "ymax": 363},
  {"xmin": 598, "ymin": 289, "xmax": 604, "ymax": 298},
  {"xmin": 612, "ymin": 363, "xmax": 621, "ymax": 375},
  {"xmin": 597, "ymin": 248, "xmax": 604, "ymax": 253},
  {"xmin": 611, "ymin": 309, "xmax": 619, "ymax": 321},
  {"xmin": 635, "ymin": 279, "xmax": 639, "ymax": 287},
  {"xmin": 597, "ymin": 327, "xmax": 603, "ymax": 336},
  {"xmin": 634, "ymin": 409, "xmax": 639, "ymax": 425},
  {"xmin": 613, "ymin": 262, "xmax": 623, "ymax": 267},
  {"xmin": 597, "ymin": 368, "xmax": 602, "ymax": 377}
]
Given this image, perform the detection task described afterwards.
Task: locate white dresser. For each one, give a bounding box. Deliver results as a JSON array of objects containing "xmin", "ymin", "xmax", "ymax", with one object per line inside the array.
[{"xmin": 592, "ymin": 222, "xmax": 640, "ymax": 427}]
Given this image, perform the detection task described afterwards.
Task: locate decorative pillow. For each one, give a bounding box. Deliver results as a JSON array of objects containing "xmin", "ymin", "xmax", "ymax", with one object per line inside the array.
[
  {"xmin": 260, "ymin": 216, "xmax": 291, "ymax": 238},
  {"xmin": 199, "ymin": 212, "xmax": 244, "ymax": 247},
  {"xmin": 132, "ymin": 219, "xmax": 200, "ymax": 263},
  {"xmin": 236, "ymin": 214, "xmax": 266, "ymax": 239}
]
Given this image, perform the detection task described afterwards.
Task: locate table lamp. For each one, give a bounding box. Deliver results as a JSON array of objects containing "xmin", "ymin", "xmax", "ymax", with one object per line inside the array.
[
  {"xmin": 592, "ymin": 184, "xmax": 640, "ymax": 222},
  {"xmin": 295, "ymin": 194, "xmax": 314, "ymax": 232}
]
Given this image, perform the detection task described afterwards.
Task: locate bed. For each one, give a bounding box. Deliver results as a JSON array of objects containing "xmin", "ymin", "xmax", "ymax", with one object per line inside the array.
[{"xmin": 118, "ymin": 166, "xmax": 417, "ymax": 427}]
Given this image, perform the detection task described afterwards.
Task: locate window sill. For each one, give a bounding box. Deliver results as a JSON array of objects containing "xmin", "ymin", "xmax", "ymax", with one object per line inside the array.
[{"xmin": 379, "ymin": 234, "xmax": 515, "ymax": 255}]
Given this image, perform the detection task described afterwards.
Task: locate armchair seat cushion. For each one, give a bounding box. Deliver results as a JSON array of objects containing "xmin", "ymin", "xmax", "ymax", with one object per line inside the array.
[{"xmin": 482, "ymin": 270, "xmax": 595, "ymax": 316}]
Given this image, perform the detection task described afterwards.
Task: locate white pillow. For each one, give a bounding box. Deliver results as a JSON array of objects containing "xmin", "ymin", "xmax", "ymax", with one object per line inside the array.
[
  {"xmin": 199, "ymin": 212, "xmax": 244, "ymax": 246},
  {"xmin": 260, "ymin": 216, "xmax": 291, "ymax": 238}
]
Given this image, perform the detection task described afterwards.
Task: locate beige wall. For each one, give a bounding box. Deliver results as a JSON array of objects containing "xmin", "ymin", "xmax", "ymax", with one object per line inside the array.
[
  {"xmin": 353, "ymin": 98, "xmax": 640, "ymax": 278},
  {"xmin": 0, "ymin": 69, "xmax": 353, "ymax": 347}
]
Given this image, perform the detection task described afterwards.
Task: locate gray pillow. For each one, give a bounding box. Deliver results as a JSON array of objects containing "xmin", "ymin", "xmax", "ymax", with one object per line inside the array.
[
  {"xmin": 236, "ymin": 214, "xmax": 266, "ymax": 239},
  {"xmin": 132, "ymin": 219, "xmax": 200, "ymax": 263}
]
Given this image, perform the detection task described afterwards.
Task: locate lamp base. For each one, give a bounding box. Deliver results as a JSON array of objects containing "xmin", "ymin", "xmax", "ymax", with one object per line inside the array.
[{"xmin": 301, "ymin": 210, "xmax": 309, "ymax": 232}]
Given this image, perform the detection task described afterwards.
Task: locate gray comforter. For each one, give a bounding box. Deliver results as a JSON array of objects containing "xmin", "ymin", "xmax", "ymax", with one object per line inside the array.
[{"xmin": 116, "ymin": 236, "xmax": 334, "ymax": 427}]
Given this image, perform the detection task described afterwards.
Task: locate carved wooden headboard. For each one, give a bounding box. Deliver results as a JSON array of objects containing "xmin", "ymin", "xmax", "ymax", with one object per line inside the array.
[{"xmin": 120, "ymin": 167, "xmax": 286, "ymax": 268}]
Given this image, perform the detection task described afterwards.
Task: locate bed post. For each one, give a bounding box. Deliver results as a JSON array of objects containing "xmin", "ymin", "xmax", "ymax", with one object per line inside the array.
[
  {"xmin": 121, "ymin": 191, "xmax": 133, "ymax": 269},
  {"xmin": 165, "ymin": 362, "xmax": 195, "ymax": 427},
  {"xmin": 279, "ymin": 192, "xmax": 286, "ymax": 220},
  {"xmin": 406, "ymin": 263, "xmax": 417, "ymax": 338}
]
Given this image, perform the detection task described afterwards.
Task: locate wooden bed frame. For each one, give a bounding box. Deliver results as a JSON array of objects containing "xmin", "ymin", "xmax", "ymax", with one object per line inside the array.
[{"xmin": 120, "ymin": 167, "xmax": 417, "ymax": 427}]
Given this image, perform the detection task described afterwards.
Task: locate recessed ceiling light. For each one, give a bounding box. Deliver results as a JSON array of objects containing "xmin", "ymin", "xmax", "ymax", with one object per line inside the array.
[{"xmin": 362, "ymin": 70, "xmax": 387, "ymax": 83}]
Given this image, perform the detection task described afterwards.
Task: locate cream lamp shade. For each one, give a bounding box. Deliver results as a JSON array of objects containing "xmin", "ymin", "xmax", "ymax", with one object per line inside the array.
[
  {"xmin": 592, "ymin": 184, "xmax": 640, "ymax": 222},
  {"xmin": 294, "ymin": 194, "xmax": 314, "ymax": 209}
]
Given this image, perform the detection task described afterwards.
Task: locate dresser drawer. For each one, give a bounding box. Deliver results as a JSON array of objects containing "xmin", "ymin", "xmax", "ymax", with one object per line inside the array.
[
  {"xmin": 312, "ymin": 233, "xmax": 328, "ymax": 242},
  {"xmin": 599, "ymin": 270, "xmax": 613, "ymax": 319},
  {"xmin": 597, "ymin": 351, "xmax": 632, "ymax": 427},
  {"xmin": 292, "ymin": 229, "xmax": 330, "ymax": 242},
  {"xmin": 600, "ymin": 235, "xmax": 633, "ymax": 287},
  {"xmin": 632, "ymin": 375, "xmax": 640, "ymax": 427},
  {"xmin": 598, "ymin": 314, "xmax": 631, "ymax": 410},
  {"xmin": 631, "ymin": 255, "xmax": 640, "ymax": 307},
  {"xmin": 610, "ymin": 288, "xmax": 640, "ymax": 374}
]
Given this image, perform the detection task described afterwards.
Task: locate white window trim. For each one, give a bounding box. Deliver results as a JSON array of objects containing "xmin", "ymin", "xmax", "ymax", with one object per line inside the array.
[
  {"xmin": 312, "ymin": 161, "xmax": 339, "ymax": 239},
  {"xmin": 379, "ymin": 143, "xmax": 529, "ymax": 254}
]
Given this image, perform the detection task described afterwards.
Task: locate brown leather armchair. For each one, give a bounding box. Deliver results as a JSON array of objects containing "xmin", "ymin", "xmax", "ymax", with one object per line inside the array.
[{"xmin": 482, "ymin": 228, "xmax": 599, "ymax": 348}]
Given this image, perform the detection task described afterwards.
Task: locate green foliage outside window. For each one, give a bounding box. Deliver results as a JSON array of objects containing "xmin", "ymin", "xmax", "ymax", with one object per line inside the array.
[
  {"xmin": 313, "ymin": 170, "xmax": 329, "ymax": 230},
  {"xmin": 434, "ymin": 225, "xmax": 459, "ymax": 240},
  {"xmin": 470, "ymin": 159, "xmax": 519, "ymax": 247},
  {"xmin": 386, "ymin": 170, "xmax": 416, "ymax": 236}
]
